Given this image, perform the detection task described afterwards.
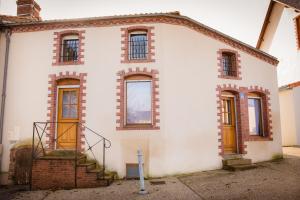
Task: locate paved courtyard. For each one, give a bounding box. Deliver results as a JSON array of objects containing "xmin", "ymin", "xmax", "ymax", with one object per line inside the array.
[{"xmin": 3, "ymin": 147, "xmax": 300, "ymax": 200}]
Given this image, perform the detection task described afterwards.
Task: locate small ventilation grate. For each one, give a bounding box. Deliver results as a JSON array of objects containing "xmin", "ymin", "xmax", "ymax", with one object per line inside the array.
[{"xmin": 150, "ymin": 180, "xmax": 166, "ymax": 185}]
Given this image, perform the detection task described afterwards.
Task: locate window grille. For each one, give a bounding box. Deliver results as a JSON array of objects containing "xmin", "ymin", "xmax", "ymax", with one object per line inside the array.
[
  {"xmin": 61, "ymin": 39, "xmax": 79, "ymax": 62},
  {"xmin": 222, "ymin": 53, "xmax": 236, "ymax": 76},
  {"xmin": 128, "ymin": 33, "xmax": 148, "ymax": 60}
]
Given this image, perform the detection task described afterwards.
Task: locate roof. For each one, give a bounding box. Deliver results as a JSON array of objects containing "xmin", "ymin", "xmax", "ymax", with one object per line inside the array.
[
  {"xmin": 0, "ymin": 11, "xmax": 278, "ymax": 65},
  {"xmin": 0, "ymin": 15, "xmax": 38, "ymax": 25},
  {"xmin": 275, "ymin": 0, "xmax": 300, "ymax": 10},
  {"xmin": 279, "ymin": 81, "xmax": 300, "ymax": 91},
  {"xmin": 257, "ymin": 0, "xmax": 300, "ymax": 48}
]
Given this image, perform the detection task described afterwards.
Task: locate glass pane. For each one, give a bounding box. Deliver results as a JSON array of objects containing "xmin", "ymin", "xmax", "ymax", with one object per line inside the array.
[
  {"xmin": 129, "ymin": 34, "xmax": 147, "ymax": 60},
  {"xmin": 222, "ymin": 99, "xmax": 232, "ymax": 125},
  {"xmin": 63, "ymin": 91, "xmax": 70, "ymax": 104},
  {"xmin": 62, "ymin": 39, "xmax": 79, "ymax": 62},
  {"xmin": 126, "ymin": 81, "xmax": 151, "ymax": 124},
  {"xmin": 70, "ymin": 91, "xmax": 78, "ymax": 104},
  {"xmin": 62, "ymin": 105, "xmax": 70, "ymax": 118},
  {"xmin": 248, "ymin": 98, "xmax": 262, "ymax": 135},
  {"xmin": 69, "ymin": 105, "xmax": 78, "ymax": 118}
]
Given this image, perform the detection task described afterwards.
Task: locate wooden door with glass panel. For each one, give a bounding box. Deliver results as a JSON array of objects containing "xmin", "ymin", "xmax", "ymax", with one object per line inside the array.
[
  {"xmin": 221, "ymin": 95, "xmax": 237, "ymax": 154},
  {"xmin": 57, "ymin": 88, "xmax": 79, "ymax": 149}
]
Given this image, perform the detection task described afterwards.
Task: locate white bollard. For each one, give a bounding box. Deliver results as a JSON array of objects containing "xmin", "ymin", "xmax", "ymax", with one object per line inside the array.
[{"xmin": 137, "ymin": 149, "xmax": 147, "ymax": 194}]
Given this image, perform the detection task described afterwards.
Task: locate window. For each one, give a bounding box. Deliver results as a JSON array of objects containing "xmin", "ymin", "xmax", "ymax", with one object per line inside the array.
[
  {"xmin": 129, "ymin": 31, "xmax": 148, "ymax": 60},
  {"xmin": 248, "ymin": 93, "xmax": 264, "ymax": 136},
  {"xmin": 222, "ymin": 52, "xmax": 236, "ymax": 77},
  {"xmin": 120, "ymin": 26, "xmax": 155, "ymax": 63},
  {"xmin": 61, "ymin": 35, "xmax": 79, "ymax": 62},
  {"xmin": 221, "ymin": 98, "xmax": 233, "ymax": 125},
  {"xmin": 125, "ymin": 76, "xmax": 152, "ymax": 125}
]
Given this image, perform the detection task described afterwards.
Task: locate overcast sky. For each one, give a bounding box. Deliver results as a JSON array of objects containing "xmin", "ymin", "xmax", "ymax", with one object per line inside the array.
[{"xmin": 0, "ymin": 0, "xmax": 270, "ymax": 46}]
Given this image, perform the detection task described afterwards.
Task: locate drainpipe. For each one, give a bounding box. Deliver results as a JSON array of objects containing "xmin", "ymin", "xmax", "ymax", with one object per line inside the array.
[{"xmin": 0, "ymin": 28, "xmax": 11, "ymax": 173}]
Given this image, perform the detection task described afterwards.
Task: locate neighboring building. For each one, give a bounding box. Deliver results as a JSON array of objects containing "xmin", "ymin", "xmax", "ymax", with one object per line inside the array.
[
  {"xmin": 0, "ymin": 0, "xmax": 282, "ymax": 185},
  {"xmin": 257, "ymin": 0, "xmax": 300, "ymax": 146}
]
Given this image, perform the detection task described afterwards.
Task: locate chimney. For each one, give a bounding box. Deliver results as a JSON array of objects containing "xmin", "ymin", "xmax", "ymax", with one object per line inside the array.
[{"xmin": 16, "ymin": 0, "xmax": 41, "ymax": 20}]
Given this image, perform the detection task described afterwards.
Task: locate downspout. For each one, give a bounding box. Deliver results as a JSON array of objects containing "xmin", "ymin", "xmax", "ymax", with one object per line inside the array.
[{"xmin": 0, "ymin": 28, "xmax": 11, "ymax": 172}]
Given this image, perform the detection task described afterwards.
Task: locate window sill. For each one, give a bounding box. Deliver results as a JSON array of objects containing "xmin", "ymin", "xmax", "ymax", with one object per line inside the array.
[
  {"xmin": 121, "ymin": 58, "xmax": 155, "ymax": 64},
  {"xmin": 218, "ymin": 75, "xmax": 241, "ymax": 80},
  {"xmin": 247, "ymin": 135, "xmax": 273, "ymax": 141},
  {"xmin": 53, "ymin": 61, "xmax": 84, "ymax": 66},
  {"xmin": 117, "ymin": 124, "xmax": 159, "ymax": 130}
]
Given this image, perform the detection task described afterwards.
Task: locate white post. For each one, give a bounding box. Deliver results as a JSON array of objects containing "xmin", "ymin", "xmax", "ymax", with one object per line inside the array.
[{"xmin": 137, "ymin": 149, "xmax": 147, "ymax": 194}]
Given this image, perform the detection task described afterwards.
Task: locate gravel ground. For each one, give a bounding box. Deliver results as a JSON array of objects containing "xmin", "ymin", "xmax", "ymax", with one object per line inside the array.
[{"xmin": 6, "ymin": 147, "xmax": 300, "ymax": 200}]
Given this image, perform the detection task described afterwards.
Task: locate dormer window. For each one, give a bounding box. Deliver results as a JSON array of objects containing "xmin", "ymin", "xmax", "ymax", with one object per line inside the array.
[
  {"xmin": 222, "ymin": 52, "xmax": 236, "ymax": 77},
  {"xmin": 217, "ymin": 49, "xmax": 241, "ymax": 80},
  {"xmin": 129, "ymin": 31, "xmax": 148, "ymax": 60},
  {"xmin": 61, "ymin": 35, "xmax": 79, "ymax": 62}
]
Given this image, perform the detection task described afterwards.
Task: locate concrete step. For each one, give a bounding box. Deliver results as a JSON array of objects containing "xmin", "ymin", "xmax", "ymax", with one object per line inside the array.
[
  {"xmin": 223, "ymin": 164, "xmax": 257, "ymax": 171},
  {"xmin": 78, "ymin": 162, "xmax": 96, "ymax": 171},
  {"xmin": 223, "ymin": 154, "xmax": 243, "ymax": 160},
  {"xmin": 223, "ymin": 158, "xmax": 252, "ymax": 166}
]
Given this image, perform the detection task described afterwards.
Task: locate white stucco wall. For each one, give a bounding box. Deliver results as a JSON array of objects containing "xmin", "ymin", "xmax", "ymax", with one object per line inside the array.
[
  {"xmin": 267, "ymin": 7, "xmax": 300, "ymax": 86},
  {"xmin": 1, "ymin": 22, "xmax": 282, "ymax": 178},
  {"xmin": 279, "ymin": 87, "xmax": 300, "ymax": 146}
]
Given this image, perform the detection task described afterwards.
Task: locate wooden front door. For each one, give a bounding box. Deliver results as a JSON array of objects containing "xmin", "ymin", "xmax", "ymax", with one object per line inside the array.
[
  {"xmin": 57, "ymin": 88, "xmax": 79, "ymax": 149},
  {"xmin": 221, "ymin": 96, "xmax": 237, "ymax": 154}
]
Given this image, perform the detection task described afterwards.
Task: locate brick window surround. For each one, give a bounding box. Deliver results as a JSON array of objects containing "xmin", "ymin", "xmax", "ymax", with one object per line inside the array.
[
  {"xmin": 116, "ymin": 67, "xmax": 159, "ymax": 130},
  {"xmin": 217, "ymin": 49, "xmax": 242, "ymax": 80},
  {"xmin": 216, "ymin": 84, "xmax": 272, "ymax": 156},
  {"xmin": 121, "ymin": 26, "xmax": 155, "ymax": 63},
  {"xmin": 47, "ymin": 72, "xmax": 87, "ymax": 151},
  {"xmin": 294, "ymin": 15, "xmax": 300, "ymax": 49},
  {"xmin": 52, "ymin": 30, "xmax": 85, "ymax": 66}
]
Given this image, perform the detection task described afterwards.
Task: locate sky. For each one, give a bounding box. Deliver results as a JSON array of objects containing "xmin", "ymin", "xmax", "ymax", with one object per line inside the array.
[{"xmin": 0, "ymin": 0, "xmax": 270, "ymax": 46}]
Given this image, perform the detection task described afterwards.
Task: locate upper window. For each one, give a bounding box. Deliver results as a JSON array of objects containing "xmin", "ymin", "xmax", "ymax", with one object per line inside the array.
[
  {"xmin": 217, "ymin": 49, "xmax": 241, "ymax": 80},
  {"xmin": 121, "ymin": 26, "xmax": 155, "ymax": 63},
  {"xmin": 222, "ymin": 52, "xmax": 237, "ymax": 77},
  {"xmin": 52, "ymin": 30, "xmax": 85, "ymax": 66},
  {"xmin": 248, "ymin": 93, "xmax": 264, "ymax": 136},
  {"xmin": 125, "ymin": 75, "xmax": 152, "ymax": 126},
  {"xmin": 61, "ymin": 35, "xmax": 79, "ymax": 62},
  {"xmin": 129, "ymin": 31, "xmax": 148, "ymax": 60},
  {"xmin": 295, "ymin": 16, "xmax": 300, "ymax": 49}
]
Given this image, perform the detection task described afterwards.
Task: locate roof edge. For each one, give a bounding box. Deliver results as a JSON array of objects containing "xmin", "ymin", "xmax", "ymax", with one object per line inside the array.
[
  {"xmin": 3, "ymin": 12, "xmax": 278, "ymax": 66},
  {"xmin": 279, "ymin": 81, "xmax": 300, "ymax": 91}
]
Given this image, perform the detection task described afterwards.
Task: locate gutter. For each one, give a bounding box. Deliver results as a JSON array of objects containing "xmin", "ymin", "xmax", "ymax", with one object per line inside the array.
[{"xmin": 0, "ymin": 28, "xmax": 11, "ymax": 172}]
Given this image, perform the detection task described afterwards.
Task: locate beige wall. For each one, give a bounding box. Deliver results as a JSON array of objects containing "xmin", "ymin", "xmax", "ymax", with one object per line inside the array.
[
  {"xmin": 279, "ymin": 87, "xmax": 300, "ymax": 146},
  {"xmin": 1, "ymin": 23, "xmax": 282, "ymax": 177}
]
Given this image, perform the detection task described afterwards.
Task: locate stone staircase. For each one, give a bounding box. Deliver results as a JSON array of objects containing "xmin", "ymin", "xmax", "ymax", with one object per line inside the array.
[
  {"xmin": 31, "ymin": 151, "xmax": 116, "ymax": 190},
  {"xmin": 222, "ymin": 154, "xmax": 257, "ymax": 171}
]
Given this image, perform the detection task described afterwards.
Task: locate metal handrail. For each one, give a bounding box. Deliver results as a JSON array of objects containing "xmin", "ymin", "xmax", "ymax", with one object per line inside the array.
[{"xmin": 30, "ymin": 121, "xmax": 111, "ymax": 190}]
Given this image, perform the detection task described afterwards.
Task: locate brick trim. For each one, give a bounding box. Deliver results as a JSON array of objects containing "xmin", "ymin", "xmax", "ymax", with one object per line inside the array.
[
  {"xmin": 47, "ymin": 72, "xmax": 87, "ymax": 150},
  {"xmin": 246, "ymin": 86, "xmax": 273, "ymax": 141},
  {"xmin": 216, "ymin": 85, "xmax": 273, "ymax": 156},
  {"xmin": 52, "ymin": 30, "xmax": 85, "ymax": 66},
  {"xmin": 10, "ymin": 15, "xmax": 278, "ymax": 66},
  {"xmin": 121, "ymin": 26, "xmax": 155, "ymax": 63},
  {"xmin": 217, "ymin": 49, "xmax": 242, "ymax": 80},
  {"xmin": 294, "ymin": 16, "xmax": 300, "ymax": 49},
  {"xmin": 116, "ymin": 67, "xmax": 160, "ymax": 130}
]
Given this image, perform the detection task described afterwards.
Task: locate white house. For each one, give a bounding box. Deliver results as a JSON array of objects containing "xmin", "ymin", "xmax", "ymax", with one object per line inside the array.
[
  {"xmin": 257, "ymin": 0, "xmax": 300, "ymax": 146},
  {"xmin": 0, "ymin": 0, "xmax": 282, "ymax": 187}
]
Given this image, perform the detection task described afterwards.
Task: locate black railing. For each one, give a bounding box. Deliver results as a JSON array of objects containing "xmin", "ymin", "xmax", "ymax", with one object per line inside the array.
[
  {"xmin": 60, "ymin": 39, "xmax": 79, "ymax": 62},
  {"xmin": 30, "ymin": 122, "xmax": 111, "ymax": 189},
  {"xmin": 128, "ymin": 39, "xmax": 148, "ymax": 60}
]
